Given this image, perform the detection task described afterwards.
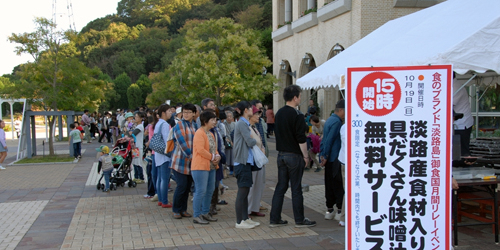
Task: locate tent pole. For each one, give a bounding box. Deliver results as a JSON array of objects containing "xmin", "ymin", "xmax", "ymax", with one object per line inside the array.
[
  {"xmin": 454, "ymin": 74, "xmax": 476, "ymax": 96},
  {"xmin": 475, "ymin": 83, "xmax": 479, "ymax": 138}
]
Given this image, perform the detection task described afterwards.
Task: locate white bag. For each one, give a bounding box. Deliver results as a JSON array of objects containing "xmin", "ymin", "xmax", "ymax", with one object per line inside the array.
[{"xmin": 252, "ymin": 145, "xmax": 268, "ymax": 168}]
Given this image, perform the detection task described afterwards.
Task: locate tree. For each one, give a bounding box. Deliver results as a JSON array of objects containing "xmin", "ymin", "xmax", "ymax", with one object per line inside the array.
[
  {"xmin": 234, "ymin": 4, "xmax": 264, "ymax": 29},
  {"xmin": 114, "ymin": 73, "xmax": 132, "ymax": 109},
  {"xmin": 148, "ymin": 18, "xmax": 277, "ymax": 107},
  {"xmin": 8, "ymin": 17, "xmax": 106, "ymax": 155},
  {"xmin": 127, "ymin": 83, "xmax": 143, "ymax": 109},
  {"xmin": 111, "ymin": 50, "xmax": 146, "ymax": 82},
  {"xmin": 136, "ymin": 74, "xmax": 153, "ymax": 104},
  {"xmin": 98, "ymin": 73, "xmax": 118, "ymax": 111}
]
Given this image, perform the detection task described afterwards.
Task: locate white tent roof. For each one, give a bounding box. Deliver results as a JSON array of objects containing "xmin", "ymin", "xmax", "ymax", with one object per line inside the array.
[{"xmin": 297, "ymin": 0, "xmax": 500, "ymax": 90}]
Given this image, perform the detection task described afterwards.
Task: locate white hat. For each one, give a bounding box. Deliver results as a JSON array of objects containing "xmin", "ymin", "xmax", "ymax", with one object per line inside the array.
[{"xmin": 176, "ymin": 107, "xmax": 182, "ymax": 114}]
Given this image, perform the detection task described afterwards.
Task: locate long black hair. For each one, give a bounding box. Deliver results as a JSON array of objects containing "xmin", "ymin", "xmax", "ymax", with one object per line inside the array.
[{"xmin": 234, "ymin": 101, "xmax": 252, "ymax": 120}]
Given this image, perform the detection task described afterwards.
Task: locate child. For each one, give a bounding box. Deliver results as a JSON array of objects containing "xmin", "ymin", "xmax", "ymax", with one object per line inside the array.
[
  {"xmin": 132, "ymin": 146, "xmax": 144, "ymax": 183},
  {"xmin": 69, "ymin": 123, "xmax": 83, "ymax": 160},
  {"xmin": 96, "ymin": 146, "xmax": 113, "ymax": 192},
  {"xmin": 74, "ymin": 121, "xmax": 84, "ymax": 134}
]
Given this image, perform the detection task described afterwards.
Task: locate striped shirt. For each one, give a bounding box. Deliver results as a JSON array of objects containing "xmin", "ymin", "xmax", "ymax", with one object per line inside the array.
[{"xmin": 170, "ymin": 119, "xmax": 199, "ymax": 175}]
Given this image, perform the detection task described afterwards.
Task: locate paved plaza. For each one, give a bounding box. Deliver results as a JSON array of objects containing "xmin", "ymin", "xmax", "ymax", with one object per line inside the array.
[{"xmin": 0, "ymin": 138, "xmax": 498, "ymax": 249}]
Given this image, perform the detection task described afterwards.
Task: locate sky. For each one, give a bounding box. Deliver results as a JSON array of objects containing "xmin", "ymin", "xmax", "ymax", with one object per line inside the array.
[{"xmin": 0, "ymin": 0, "xmax": 121, "ymax": 75}]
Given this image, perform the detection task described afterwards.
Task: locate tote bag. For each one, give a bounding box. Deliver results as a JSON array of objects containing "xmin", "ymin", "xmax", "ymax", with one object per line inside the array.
[
  {"xmin": 149, "ymin": 123, "xmax": 166, "ymax": 154},
  {"xmin": 252, "ymin": 145, "xmax": 268, "ymax": 168}
]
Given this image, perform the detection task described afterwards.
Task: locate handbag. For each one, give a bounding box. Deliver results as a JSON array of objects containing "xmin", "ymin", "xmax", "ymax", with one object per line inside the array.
[
  {"xmin": 149, "ymin": 122, "xmax": 166, "ymax": 154},
  {"xmin": 223, "ymin": 136, "xmax": 233, "ymax": 149},
  {"xmin": 252, "ymin": 145, "xmax": 268, "ymax": 168}
]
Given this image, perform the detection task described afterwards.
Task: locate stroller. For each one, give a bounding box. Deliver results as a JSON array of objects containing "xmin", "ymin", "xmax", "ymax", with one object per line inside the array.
[{"xmin": 96, "ymin": 137, "xmax": 137, "ymax": 191}]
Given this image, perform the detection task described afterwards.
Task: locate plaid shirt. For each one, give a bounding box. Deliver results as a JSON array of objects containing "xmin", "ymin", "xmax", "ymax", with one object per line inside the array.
[
  {"xmin": 255, "ymin": 118, "xmax": 267, "ymax": 148},
  {"xmin": 170, "ymin": 119, "xmax": 199, "ymax": 175}
]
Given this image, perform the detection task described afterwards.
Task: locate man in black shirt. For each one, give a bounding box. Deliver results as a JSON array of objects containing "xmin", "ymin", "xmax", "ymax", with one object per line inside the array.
[{"xmin": 269, "ymin": 85, "xmax": 317, "ymax": 228}]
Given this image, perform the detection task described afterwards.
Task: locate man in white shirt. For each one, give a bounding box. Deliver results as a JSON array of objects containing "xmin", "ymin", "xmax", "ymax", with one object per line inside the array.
[{"xmin": 453, "ymin": 78, "xmax": 473, "ymax": 156}]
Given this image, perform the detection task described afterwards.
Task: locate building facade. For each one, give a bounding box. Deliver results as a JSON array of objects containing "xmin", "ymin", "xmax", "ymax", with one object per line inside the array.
[{"xmin": 272, "ymin": 0, "xmax": 441, "ymax": 118}]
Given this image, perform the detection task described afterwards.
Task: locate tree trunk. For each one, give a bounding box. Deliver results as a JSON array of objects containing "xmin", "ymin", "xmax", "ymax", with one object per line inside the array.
[
  {"xmin": 216, "ymin": 87, "xmax": 222, "ymax": 106},
  {"xmin": 48, "ymin": 116, "xmax": 55, "ymax": 155}
]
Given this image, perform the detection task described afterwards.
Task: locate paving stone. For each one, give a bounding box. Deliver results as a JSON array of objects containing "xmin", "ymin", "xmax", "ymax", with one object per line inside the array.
[{"xmin": 0, "ymin": 200, "xmax": 48, "ymax": 250}]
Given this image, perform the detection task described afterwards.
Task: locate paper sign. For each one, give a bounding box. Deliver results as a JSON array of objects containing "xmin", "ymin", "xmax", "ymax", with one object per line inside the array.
[{"xmin": 346, "ymin": 65, "xmax": 452, "ymax": 250}]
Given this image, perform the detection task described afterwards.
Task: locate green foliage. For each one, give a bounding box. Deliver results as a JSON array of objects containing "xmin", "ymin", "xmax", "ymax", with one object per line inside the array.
[
  {"xmin": 111, "ymin": 50, "xmax": 146, "ymax": 82},
  {"xmin": 114, "ymin": 73, "xmax": 132, "ymax": 109},
  {"xmin": 302, "ymin": 8, "xmax": 317, "ymax": 17},
  {"xmin": 98, "ymin": 73, "xmax": 118, "ymax": 111},
  {"xmin": 136, "ymin": 75, "xmax": 153, "ymax": 103},
  {"xmin": 8, "ymin": 17, "xmax": 107, "ymax": 155},
  {"xmin": 127, "ymin": 83, "xmax": 143, "ymax": 109},
  {"xmin": 0, "ymin": 77, "xmax": 15, "ymax": 97},
  {"xmin": 148, "ymin": 18, "xmax": 277, "ymax": 107},
  {"xmin": 234, "ymin": 5, "xmax": 263, "ymax": 29},
  {"xmin": 3, "ymin": 124, "xmax": 12, "ymax": 132}
]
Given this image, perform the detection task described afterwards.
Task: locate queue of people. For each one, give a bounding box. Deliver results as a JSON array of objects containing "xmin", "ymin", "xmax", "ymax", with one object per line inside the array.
[{"xmin": 82, "ymin": 86, "xmax": 350, "ymax": 229}]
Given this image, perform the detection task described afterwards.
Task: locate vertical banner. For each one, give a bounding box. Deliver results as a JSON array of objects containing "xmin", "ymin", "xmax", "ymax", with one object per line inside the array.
[{"xmin": 346, "ymin": 65, "xmax": 452, "ymax": 250}]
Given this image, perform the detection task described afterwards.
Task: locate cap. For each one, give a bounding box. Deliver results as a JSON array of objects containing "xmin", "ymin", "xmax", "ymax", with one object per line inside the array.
[
  {"xmin": 335, "ymin": 99, "xmax": 345, "ymax": 109},
  {"xmin": 124, "ymin": 112, "xmax": 134, "ymax": 119},
  {"xmin": 96, "ymin": 145, "xmax": 110, "ymax": 154},
  {"xmin": 252, "ymin": 105, "xmax": 262, "ymax": 115},
  {"xmin": 176, "ymin": 107, "xmax": 182, "ymax": 114}
]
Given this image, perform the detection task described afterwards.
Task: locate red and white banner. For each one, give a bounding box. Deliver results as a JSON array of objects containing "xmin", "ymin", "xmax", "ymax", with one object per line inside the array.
[{"xmin": 346, "ymin": 65, "xmax": 453, "ymax": 250}]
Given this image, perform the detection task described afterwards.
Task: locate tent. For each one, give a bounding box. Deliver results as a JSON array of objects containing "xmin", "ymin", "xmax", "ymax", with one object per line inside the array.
[{"xmin": 296, "ymin": 0, "xmax": 500, "ymax": 90}]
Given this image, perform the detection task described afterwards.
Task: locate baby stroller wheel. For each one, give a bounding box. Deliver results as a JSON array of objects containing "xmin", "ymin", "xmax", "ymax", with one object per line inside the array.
[
  {"xmin": 96, "ymin": 183, "xmax": 101, "ymax": 190},
  {"xmin": 128, "ymin": 181, "xmax": 132, "ymax": 187},
  {"xmin": 113, "ymin": 185, "xmax": 118, "ymax": 190},
  {"xmin": 101, "ymin": 184, "xmax": 105, "ymax": 190},
  {"xmin": 110, "ymin": 184, "xmax": 115, "ymax": 190},
  {"xmin": 120, "ymin": 183, "xmax": 125, "ymax": 187},
  {"xmin": 132, "ymin": 181, "xmax": 137, "ymax": 188}
]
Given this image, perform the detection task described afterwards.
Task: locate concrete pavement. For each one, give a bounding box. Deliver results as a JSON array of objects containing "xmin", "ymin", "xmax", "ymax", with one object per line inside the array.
[{"xmin": 0, "ymin": 137, "xmax": 498, "ymax": 249}]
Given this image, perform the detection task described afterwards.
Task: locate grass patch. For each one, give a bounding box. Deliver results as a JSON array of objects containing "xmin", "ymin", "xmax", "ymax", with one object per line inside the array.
[{"xmin": 16, "ymin": 154, "xmax": 75, "ymax": 164}]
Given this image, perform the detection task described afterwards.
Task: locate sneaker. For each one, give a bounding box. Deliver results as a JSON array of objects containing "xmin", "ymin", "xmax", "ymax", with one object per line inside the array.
[
  {"xmin": 193, "ymin": 216, "xmax": 209, "ymax": 224},
  {"xmin": 295, "ymin": 218, "xmax": 316, "ymax": 228},
  {"xmin": 74, "ymin": 158, "xmax": 79, "ymax": 161},
  {"xmin": 202, "ymin": 213, "xmax": 218, "ymax": 222},
  {"xmin": 151, "ymin": 194, "xmax": 158, "ymax": 202},
  {"xmin": 0, "ymin": 166, "xmax": 6, "ymax": 170},
  {"xmin": 236, "ymin": 220, "xmax": 256, "ymax": 229},
  {"xmin": 335, "ymin": 209, "xmax": 342, "ymax": 221},
  {"xmin": 325, "ymin": 210, "xmax": 335, "ymax": 220},
  {"xmin": 102, "ymin": 188, "xmax": 109, "ymax": 192},
  {"xmin": 339, "ymin": 221, "xmax": 345, "ymax": 227},
  {"xmin": 245, "ymin": 218, "xmax": 260, "ymax": 226},
  {"xmin": 314, "ymin": 168, "xmax": 321, "ymax": 172},
  {"xmin": 269, "ymin": 219, "xmax": 288, "ymax": 228},
  {"xmin": 144, "ymin": 194, "xmax": 153, "ymax": 199}
]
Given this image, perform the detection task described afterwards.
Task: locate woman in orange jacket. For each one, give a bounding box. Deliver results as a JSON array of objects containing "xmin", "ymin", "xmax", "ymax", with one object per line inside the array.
[{"xmin": 191, "ymin": 110, "xmax": 220, "ymax": 224}]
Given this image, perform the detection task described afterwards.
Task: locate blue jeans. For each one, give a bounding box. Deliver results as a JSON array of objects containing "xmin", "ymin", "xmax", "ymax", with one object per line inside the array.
[
  {"xmin": 146, "ymin": 158, "xmax": 156, "ymax": 196},
  {"xmin": 73, "ymin": 142, "xmax": 81, "ymax": 158},
  {"xmin": 157, "ymin": 161, "xmax": 171, "ymax": 205},
  {"xmin": 270, "ymin": 152, "xmax": 305, "ymax": 223},
  {"xmin": 103, "ymin": 169, "xmax": 112, "ymax": 189},
  {"xmin": 172, "ymin": 170, "xmax": 193, "ymax": 213},
  {"xmin": 133, "ymin": 165, "xmax": 144, "ymax": 180},
  {"xmin": 192, "ymin": 169, "xmax": 216, "ymax": 218},
  {"xmin": 151, "ymin": 157, "xmax": 157, "ymax": 193}
]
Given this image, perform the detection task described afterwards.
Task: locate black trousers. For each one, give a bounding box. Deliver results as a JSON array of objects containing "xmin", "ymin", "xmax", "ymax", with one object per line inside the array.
[
  {"xmin": 455, "ymin": 126, "xmax": 472, "ymax": 156},
  {"xmin": 325, "ymin": 158, "xmax": 344, "ymax": 210}
]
